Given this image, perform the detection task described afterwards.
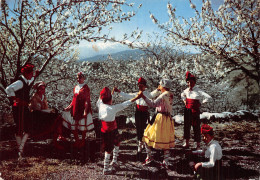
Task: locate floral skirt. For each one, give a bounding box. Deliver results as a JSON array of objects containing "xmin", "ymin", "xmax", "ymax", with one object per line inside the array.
[
  {"xmin": 62, "ymin": 112, "xmax": 94, "ymax": 131},
  {"xmin": 142, "ymin": 113, "xmax": 175, "ymax": 150}
]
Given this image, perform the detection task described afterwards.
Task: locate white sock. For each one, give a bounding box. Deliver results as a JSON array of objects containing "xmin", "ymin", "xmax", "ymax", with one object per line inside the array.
[
  {"xmin": 138, "ymin": 141, "xmax": 143, "ymax": 152},
  {"xmin": 144, "ymin": 143, "xmax": 152, "ymax": 159},
  {"xmin": 104, "ymin": 152, "xmax": 111, "ymax": 171},
  {"xmin": 19, "ymin": 133, "xmax": 29, "ymax": 153},
  {"xmin": 163, "ymin": 150, "xmax": 170, "ymax": 163},
  {"xmin": 112, "ymin": 146, "xmax": 119, "ymax": 163},
  {"xmin": 15, "ymin": 135, "xmax": 22, "ymax": 147}
]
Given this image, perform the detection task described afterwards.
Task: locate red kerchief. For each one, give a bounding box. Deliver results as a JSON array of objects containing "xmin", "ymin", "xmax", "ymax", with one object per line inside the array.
[
  {"xmin": 21, "ymin": 63, "xmax": 34, "ymax": 74},
  {"xmin": 186, "ymin": 71, "xmax": 196, "ymax": 82},
  {"xmin": 100, "ymin": 87, "xmax": 112, "ymax": 101},
  {"xmin": 201, "ymin": 124, "xmax": 213, "ymax": 134},
  {"xmin": 77, "ymin": 72, "xmax": 84, "ymax": 78},
  {"xmin": 138, "ymin": 77, "xmax": 147, "ymax": 85}
]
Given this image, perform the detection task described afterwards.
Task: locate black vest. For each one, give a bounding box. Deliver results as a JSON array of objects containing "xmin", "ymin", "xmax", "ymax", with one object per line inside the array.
[{"xmin": 15, "ymin": 76, "xmax": 31, "ymax": 103}]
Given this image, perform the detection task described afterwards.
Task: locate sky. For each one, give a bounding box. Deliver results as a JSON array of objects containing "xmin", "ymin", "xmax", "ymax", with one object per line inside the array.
[
  {"xmin": 5, "ymin": 0, "xmax": 224, "ymax": 60},
  {"xmin": 78, "ymin": 0, "xmax": 224, "ymax": 60}
]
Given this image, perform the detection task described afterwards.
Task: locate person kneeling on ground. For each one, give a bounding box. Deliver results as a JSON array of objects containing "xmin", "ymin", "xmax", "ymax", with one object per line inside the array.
[{"xmin": 191, "ymin": 124, "xmax": 223, "ymax": 180}]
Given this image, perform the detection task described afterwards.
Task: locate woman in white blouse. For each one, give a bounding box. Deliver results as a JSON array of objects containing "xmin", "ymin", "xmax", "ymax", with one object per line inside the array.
[{"xmin": 139, "ymin": 79, "xmax": 175, "ymax": 169}]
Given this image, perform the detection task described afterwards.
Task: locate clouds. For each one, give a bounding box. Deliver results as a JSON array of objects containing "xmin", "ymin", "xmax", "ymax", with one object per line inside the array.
[{"xmin": 76, "ymin": 41, "xmax": 131, "ymax": 59}]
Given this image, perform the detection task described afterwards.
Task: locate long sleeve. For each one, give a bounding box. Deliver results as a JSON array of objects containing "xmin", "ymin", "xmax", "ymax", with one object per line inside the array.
[
  {"xmin": 150, "ymin": 89, "xmax": 160, "ymax": 98},
  {"xmin": 181, "ymin": 91, "xmax": 187, "ymax": 101},
  {"xmin": 119, "ymin": 91, "xmax": 137, "ymax": 100},
  {"xmin": 5, "ymin": 80, "xmax": 23, "ymax": 97},
  {"xmin": 112, "ymin": 100, "xmax": 132, "ymax": 113},
  {"xmin": 202, "ymin": 145, "xmax": 217, "ymax": 168},
  {"xmin": 202, "ymin": 141, "xmax": 222, "ymax": 168},
  {"xmin": 143, "ymin": 95, "xmax": 162, "ymax": 108},
  {"xmin": 181, "ymin": 86, "xmax": 212, "ymax": 104},
  {"xmin": 98, "ymin": 99, "xmax": 132, "ymax": 122}
]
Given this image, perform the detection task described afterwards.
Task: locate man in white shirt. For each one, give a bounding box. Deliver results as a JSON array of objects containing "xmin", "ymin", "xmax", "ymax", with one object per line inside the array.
[
  {"xmin": 192, "ymin": 124, "xmax": 223, "ymax": 180},
  {"xmin": 113, "ymin": 77, "xmax": 159, "ymax": 159},
  {"xmin": 5, "ymin": 63, "xmax": 38, "ymax": 159},
  {"xmin": 181, "ymin": 71, "xmax": 212, "ymax": 149}
]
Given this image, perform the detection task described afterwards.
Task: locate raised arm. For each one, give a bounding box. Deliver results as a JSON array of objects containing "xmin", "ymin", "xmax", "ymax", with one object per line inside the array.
[
  {"xmin": 142, "ymin": 94, "xmax": 163, "ymax": 108},
  {"xmin": 149, "ymin": 89, "xmax": 160, "ymax": 98},
  {"xmin": 112, "ymin": 91, "xmax": 141, "ymax": 113}
]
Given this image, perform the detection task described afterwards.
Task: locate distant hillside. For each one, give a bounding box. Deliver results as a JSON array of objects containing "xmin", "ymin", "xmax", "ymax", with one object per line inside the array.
[{"xmin": 79, "ymin": 49, "xmax": 145, "ymax": 62}]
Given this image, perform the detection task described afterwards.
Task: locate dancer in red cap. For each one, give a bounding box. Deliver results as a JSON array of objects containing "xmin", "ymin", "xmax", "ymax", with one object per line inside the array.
[
  {"xmin": 181, "ymin": 71, "xmax": 212, "ymax": 149},
  {"xmin": 113, "ymin": 77, "xmax": 160, "ymax": 159},
  {"xmin": 190, "ymin": 124, "xmax": 223, "ymax": 180},
  {"xmin": 96, "ymin": 87, "xmax": 140, "ymax": 175},
  {"xmin": 5, "ymin": 63, "xmax": 39, "ymax": 159},
  {"xmin": 61, "ymin": 72, "xmax": 94, "ymax": 148}
]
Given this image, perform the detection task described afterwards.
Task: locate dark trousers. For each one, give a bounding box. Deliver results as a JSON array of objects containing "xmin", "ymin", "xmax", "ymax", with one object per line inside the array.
[
  {"xmin": 101, "ymin": 129, "xmax": 120, "ymax": 153},
  {"xmin": 196, "ymin": 160, "xmax": 223, "ymax": 180},
  {"xmin": 135, "ymin": 110, "xmax": 149, "ymax": 141},
  {"xmin": 12, "ymin": 106, "xmax": 31, "ymax": 135},
  {"xmin": 184, "ymin": 108, "xmax": 201, "ymax": 142},
  {"xmin": 187, "ymin": 154, "xmax": 223, "ymax": 180}
]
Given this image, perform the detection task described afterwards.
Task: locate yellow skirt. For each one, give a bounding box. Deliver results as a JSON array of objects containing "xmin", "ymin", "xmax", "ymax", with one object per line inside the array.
[{"xmin": 142, "ymin": 113, "xmax": 175, "ymax": 150}]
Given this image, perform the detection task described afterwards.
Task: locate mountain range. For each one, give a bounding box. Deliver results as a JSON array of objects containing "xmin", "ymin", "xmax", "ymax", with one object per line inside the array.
[{"xmin": 79, "ymin": 49, "xmax": 145, "ymax": 62}]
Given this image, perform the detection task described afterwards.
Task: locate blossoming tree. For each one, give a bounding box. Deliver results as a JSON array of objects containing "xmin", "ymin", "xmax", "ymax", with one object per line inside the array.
[
  {"xmin": 150, "ymin": 0, "xmax": 260, "ymax": 87},
  {"xmin": 0, "ymin": 0, "xmax": 140, "ymax": 93}
]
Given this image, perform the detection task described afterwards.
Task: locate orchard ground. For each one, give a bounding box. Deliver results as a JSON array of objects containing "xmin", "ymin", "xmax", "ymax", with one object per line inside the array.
[{"xmin": 0, "ymin": 117, "xmax": 259, "ymax": 180}]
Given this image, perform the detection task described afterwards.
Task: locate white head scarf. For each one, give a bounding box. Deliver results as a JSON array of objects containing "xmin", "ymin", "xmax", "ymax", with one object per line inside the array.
[{"xmin": 159, "ymin": 79, "xmax": 172, "ymax": 89}]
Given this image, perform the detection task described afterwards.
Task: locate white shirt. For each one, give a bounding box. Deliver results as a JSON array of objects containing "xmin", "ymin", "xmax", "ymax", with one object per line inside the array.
[
  {"xmin": 181, "ymin": 85, "xmax": 212, "ymax": 103},
  {"xmin": 118, "ymin": 89, "xmax": 160, "ymax": 106},
  {"xmin": 200, "ymin": 140, "xmax": 223, "ymax": 168},
  {"xmin": 96, "ymin": 98, "xmax": 132, "ymax": 122},
  {"xmin": 144, "ymin": 91, "xmax": 174, "ymax": 116},
  {"xmin": 74, "ymin": 83, "xmax": 85, "ymax": 94},
  {"xmin": 5, "ymin": 76, "xmax": 34, "ymax": 97}
]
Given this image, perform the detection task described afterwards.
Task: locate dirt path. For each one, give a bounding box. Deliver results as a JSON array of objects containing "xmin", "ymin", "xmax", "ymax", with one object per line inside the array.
[{"xmin": 0, "ymin": 120, "xmax": 260, "ymax": 180}]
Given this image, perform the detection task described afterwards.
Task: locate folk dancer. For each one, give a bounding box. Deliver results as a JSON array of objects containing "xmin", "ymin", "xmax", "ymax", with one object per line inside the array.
[
  {"xmin": 96, "ymin": 87, "xmax": 140, "ymax": 175},
  {"xmin": 181, "ymin": 71, "xmax": 212, "ymax": 149},
  {"xmin": 140, "ymin": 79, "xmax": 175, "ymax": 169},
  {"xmin": 5, "ymin": 63, "xmax": 39, "ymax": 159},
  {"xmin": 113, "ymin": 77, "xmax": 160, "ymax": 157},
  {"xmin": 62, "ymin": 72, "xmax": 94, "ymax": 148}
]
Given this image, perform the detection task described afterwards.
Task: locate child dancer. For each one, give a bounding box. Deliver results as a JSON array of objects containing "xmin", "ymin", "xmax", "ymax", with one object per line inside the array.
[{"xmin": 96, "ymin": 87, "xmax": 140, "ymax": 175}]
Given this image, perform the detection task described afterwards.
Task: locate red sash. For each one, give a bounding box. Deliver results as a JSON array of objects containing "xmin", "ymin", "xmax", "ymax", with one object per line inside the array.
[
  {"xmin": 13, "ymin": 98, "xmax": 29, "ymax": 107},
  {"xmin": 136, "ymin": 105, "xmax": 148, "ymax": 112},
  {"xmin": 101, "ymin": 120, "xmax": 117, "ymax": 133},
  {"xmin": 186, "ymin": 98, "xmax": 201, "ymax": 113}
]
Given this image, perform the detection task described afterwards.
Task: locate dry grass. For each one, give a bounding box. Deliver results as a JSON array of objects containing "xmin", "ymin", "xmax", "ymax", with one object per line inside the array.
[{"xmin": 1, "ymin": 120, "xmax": 260, "ymax": 180}]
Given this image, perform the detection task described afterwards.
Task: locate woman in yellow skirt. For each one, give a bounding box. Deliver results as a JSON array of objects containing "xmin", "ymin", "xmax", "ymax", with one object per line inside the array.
[{"xmin": 140, "ymin": 79, "xmax": 175, "ymax": 168}]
